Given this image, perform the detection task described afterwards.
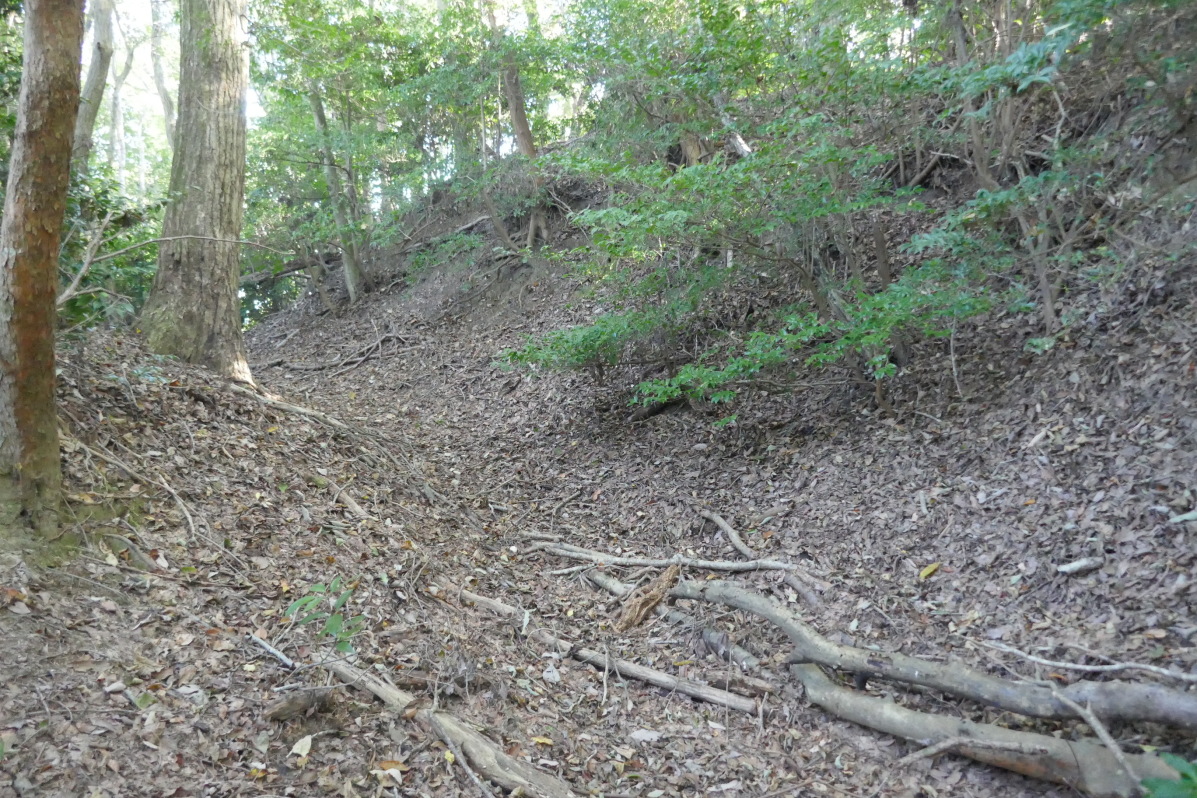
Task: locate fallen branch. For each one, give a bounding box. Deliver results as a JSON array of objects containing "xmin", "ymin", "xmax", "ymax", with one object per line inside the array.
[
  {"xmin": 666, "ymin": 579, "xmax": 1178, "ymax": 798},
  {"xmin": 327, "ymin": 478, "xmax": 375, "ymax": 520},
  {"xmin": 58, "ymin": 211, "xmax": 116, "ymax": 306},
  {"xmin": 981, "ymin": 640, "xmax": 1197, "ymax": 684},
  {"xmin": 445, "ymin": 584, "xmax": 763, "ymax": 716},
  {"xmin": 246, "ymin": 633, "xmax": 296, "ymax": 670},
  {"xmin": 666, "ymin": 579, "xmax": 1197, "ymax": 731},
  {"xmin": 699, "ymin": 510, "xmax": 826, "ymax": 604},
  {"xmin": 324, "ymin": 659, "xmax": 576, "ymax": 798},
  {"xmin": 586, "ymin": 570, "xmax": 780, "ymax": 693},
  {"xmin": 1051, "ymin": 689, "xmax": 1140, "ymax": 788},
  {"xmin": 533, "ymin": 541, "xmax": 824, "ymax": 581},
  {"xmin": 896, "ymin": 736, "xmax": 1048, "ymax": 767}
]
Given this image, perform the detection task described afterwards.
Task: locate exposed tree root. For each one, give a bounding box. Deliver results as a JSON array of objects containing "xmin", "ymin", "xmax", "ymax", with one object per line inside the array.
[
  {"xmin": 674, "ymin": 579, "xmax": 1197, "ymax": 731},
  {"xmin": 529, "ymin": 539, "xmax": 826, "ymax": 586},
  {"xmin": 668, "ymin": 579, "xmax": 1182, "ymax": 798},
  {"xmin": 539, "ymin": 535, "xmax": 1197, "ymax": 729},
  {"xmin": 585, "ymin": 569, "xmax": 776, "ymax": 680},
  {"xmin": 324, "ymin": 659, "xmax": 576, "ymax": 798},
  {"xmin": 535, "ymin": 531, "xmax": 1190, "ymax": 797},
  {"xmin": 443, "ymin": 583, "xmax": 764, "ymax": 715},
  {"xmin": 795, "ymin": 661, "xmax": 1171, "ymax": 798}
]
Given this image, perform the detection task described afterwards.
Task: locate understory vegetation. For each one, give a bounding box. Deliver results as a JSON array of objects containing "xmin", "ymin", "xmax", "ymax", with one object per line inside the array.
[
  {"xmin": 2, "ymin": 0, "xmax": 1196, "ymax": 794},
  {"xmin": 5, "ymin": 0, "xmax": 1192, "ymax": 408}
]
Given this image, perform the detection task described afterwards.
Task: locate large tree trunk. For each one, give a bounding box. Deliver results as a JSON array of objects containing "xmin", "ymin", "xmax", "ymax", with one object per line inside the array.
[
  {"xmin": 150, "ymin": 0, "xmax": 176, "ymax": 149},
  {"xmin": 71, "ymin": 0, "xmax": 113, "ymax": 175},
  {"xmin": 0, "ymin": 0, "xmax": 85, "ymax": 543},
  {"xmin": 140, "ymin": 0, "xmax": 252, "ymax": 383},
  {"xmin": 309, "ymin": 87, "xmax": 366, "ymax": 303}
]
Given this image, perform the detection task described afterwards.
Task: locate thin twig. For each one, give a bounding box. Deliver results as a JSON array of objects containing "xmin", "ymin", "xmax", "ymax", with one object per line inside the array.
[
  {"xmin": 1050, "ymin": 689, "xmax": 1140, "ymax": 788},
  {"xmin": 89, "ymin": 234, "xmax": 291, "ymax": 266},
  {"xmin": 699, "ymin": 510, "xmax": 823, "ymax": 605},
  {"xmin": 58, "ymin": 211, "xmax": 116, "ymax": 306},
  {"xmin": 897, "ymin": 736, "xmax": 1049, "ymax": 766},
  {"xmin": 246, "ymin": 633, "xmax": 296, "ymax": 670},
  {"xmin": 540, "ymin": 540, "xmax": 827, "ymax": 585},
  {"xmin": 982, "ymin": 641, "xmax": 1197, "ymax": 684}
]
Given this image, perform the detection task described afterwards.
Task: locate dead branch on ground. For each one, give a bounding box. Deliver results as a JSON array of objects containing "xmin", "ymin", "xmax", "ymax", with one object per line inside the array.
[
  {"xmin": 324, "ymin": 658, "xmax": 576, "ymax": 798},
  {"xmin": 443, "ymin": 583, "xmax": 763, "ymax": 715},
  {"xmin": 667, "ymin": 579, "xmax": 1197, "ymax": 731},
  {"xmin": 666, "ymin": 578, "xmax": 1180, "ymax": 798},
  {"xmin": 528, "ymin": 539, "xmax": 827, "ymax": 587},
  {"xmin": 699, "ymin": 510, "xmax": 826, "ymax": 605},
  {"xmin": 981, "ymin": 640, "xmax": 1197, "ymax": 684},
  {"xmin": 586, "ymin": 570, "xmax": 781, "ymax": 694}
]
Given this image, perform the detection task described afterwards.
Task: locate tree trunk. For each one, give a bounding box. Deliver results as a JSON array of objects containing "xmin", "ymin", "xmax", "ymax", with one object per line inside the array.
[
  {"xmin": 72, "ymin": 0, "xmax": 113, "ymax": 175},
  {"xmin": 502, "ymin": 64, "xmax": 537, "ymax": 161},
  {"xmin": 140, "ymin": 0, "xmax": 253, "ymax": 383},
  {"xmin": 0, "ymin": 0, "xmax": 85, "ymax": 543},
  {"xmin": 107, "ymin": 44, "xmax": 136, "ymax": 186},
  {"xmin": 486, "ymin": 3, "xmax": 548, "ymax": 247},
  {"xmin": 150, "ymin": 0, "xmax": 176, "ymax": 149},
  {"xmin": 309, "ymin": 87, "xmax": 365, "ymax": 303}
]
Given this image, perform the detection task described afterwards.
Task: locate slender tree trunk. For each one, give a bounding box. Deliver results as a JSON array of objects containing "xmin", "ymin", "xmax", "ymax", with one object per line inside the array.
[
  {"xmin": 0, "ymin": 0, "xmax": 85, "ymax": 543},
  {"xmin": 150, "ymin": 0, "xmax": 176, "ymax": 149},
  {"xmin": 502, "ymin": 64, "xmax": 537, "ymax": 162},
  {"xmin": 72, "ymin": 0, "xmax": 114, "ymax": 175},
  {"xmin": 309, "ymin": 87, "xmax": 365, "ymax": 303},
  {"xmin": 140, "ymin": 0, "xmax": 253, "ymax": 383},
  {"xmin": 949, "ymin": 0, "xmax": 998, "ymax": 191},
  {"xmin": 107, "ymin": 44, "xmax": 136, "ymax": 186},
  {"xmin": 486, "ymin": 3, "xmax": 548, "ymax": 247}
]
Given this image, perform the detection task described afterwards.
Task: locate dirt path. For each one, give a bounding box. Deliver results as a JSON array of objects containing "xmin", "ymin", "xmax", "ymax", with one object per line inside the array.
[{"xmin": 1, "ymin": 258, "xmax": 1193, "ymax": 797}]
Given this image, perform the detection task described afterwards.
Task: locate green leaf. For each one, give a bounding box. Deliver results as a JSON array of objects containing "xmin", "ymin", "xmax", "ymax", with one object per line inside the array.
[{"xmin": 1159, "ymin": 754, "xmax": 1197, "ymax": 782}]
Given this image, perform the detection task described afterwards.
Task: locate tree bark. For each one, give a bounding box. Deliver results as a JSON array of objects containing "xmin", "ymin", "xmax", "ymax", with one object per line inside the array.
[
  {"xmin": 107, "ymin": 43, "xmax": 136, "ymax": 186},
  {"xmin": 72, "ymin": 0, "xmax": 113, "ymax": 175},
  {"xmin": 0, "ymin": 0, "xmax": 85, "ymax": 542},
  {"xmin": 150, "ymin": 0, "xmax": 176, "ymax": 149},
  {"xmin": 485, "ymin": 3, "xmax": 548, "ymax": 247},
  {"xmin": 308, "ymin": 87, "xmax": 365, "ymax": 303},
  {"xmin": 140, "ymin": 0, "xmax": 253, "ymax": 383}
]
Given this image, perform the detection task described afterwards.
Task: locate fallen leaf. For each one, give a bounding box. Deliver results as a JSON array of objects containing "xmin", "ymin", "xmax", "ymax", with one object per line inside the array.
[
  {"xmin": 629, "ymin": 729, "xmax": 662, "ymax": 743},
  {"xmin": 290, "ymin": 735, "xmax": 312, "ymax": 757}
]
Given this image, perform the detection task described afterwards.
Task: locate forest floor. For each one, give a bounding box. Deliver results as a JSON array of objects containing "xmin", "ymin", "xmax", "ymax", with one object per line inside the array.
[{"xmin": 2, "ymin": 215, "xmax": 1196, "ymax": 797}]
